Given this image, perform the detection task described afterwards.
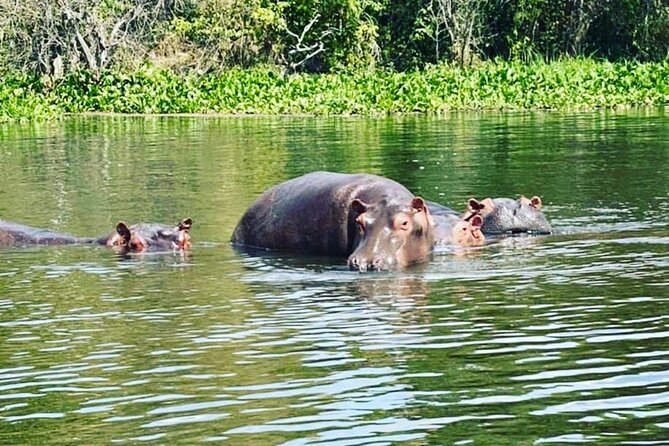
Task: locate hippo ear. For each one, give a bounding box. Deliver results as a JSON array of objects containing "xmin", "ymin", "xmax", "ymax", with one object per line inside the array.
[
  {"xmin": 351, "ymin": 199, "xmax": 367, "ymax": 215},
  {"xmin": 480, "ymin": 198, "xmax": 495, "ymax": 214},
  {"xmin": 530, "ymin": 196, "xmax": 542, "ymax": 209},
  {"xmin": 468, "ymin": 198, "xmax": 483, "ymax": 212},
  {"xmin": 520, "ymin": 195, "xmax": 543, "ymax": 209},
  {"xmin": 116, "ymin": 221, "xmax": 132, "ymax": 242},
  {"xmin": 411, "ymin": 197, "xmax": 427, "ymax": 212},
  {"xmin": 178, "ymin": 218, "xmax": 193, "ymax": 231},
  {"xmin": 471, "ymin": 214, "xmax": 483, "ymax": 228}
]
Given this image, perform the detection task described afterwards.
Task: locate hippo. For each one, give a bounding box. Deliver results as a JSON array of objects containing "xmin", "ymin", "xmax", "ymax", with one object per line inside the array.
[
  {"xmin": 469, "ymin": 196, "xmax": 551, "ymax": 234},
  {"xmin": 432, "ymin": 212, "xmax": 485, "ymax": 246},
  {"xmin": 0, "ymin": 220, "xmax": 89, "ymax": 246},
  {"xmin": 99, "ymin": 218, "xmax": 193, "ymax": 251},
  {"xmin": 428, "ymin": 195, "xmax": 551, "ymax": 235},
  {"xmin": 230, "ymin": 172, "xmax": 435, "ymax": 271},
  {"xmin": 0, "ymin": 218, "xmax": 193, "ymax": 251}
]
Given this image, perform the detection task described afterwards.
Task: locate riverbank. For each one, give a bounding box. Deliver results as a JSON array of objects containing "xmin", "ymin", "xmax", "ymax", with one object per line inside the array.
[{"xmin": 2, "ymin": 58, "xmax": 669, "ymax": 121}]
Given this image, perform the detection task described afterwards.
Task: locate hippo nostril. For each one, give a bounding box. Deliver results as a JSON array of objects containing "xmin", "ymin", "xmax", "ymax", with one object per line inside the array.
[
  {"xmin": 348, "ymin": 256, "xmax": 369, "ymax": 271},
  {"xmin": 371, "ymin": 258, "xmax": 389, "ymax": 271},
  {"xmin": 356, "ymin": 258, "xmax": 377, "ymax": 272}
]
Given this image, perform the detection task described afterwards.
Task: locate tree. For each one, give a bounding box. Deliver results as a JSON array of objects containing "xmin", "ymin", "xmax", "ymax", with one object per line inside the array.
[
  {"xmin": 0, "ymin": 0, "xmax": 181, "ymax": 77},
  {"xmin": 417, "ymin": 0, "xmax": 507, "ymax": 65},
  {"xmin": 280, "ymin": 0, "xmax": 384, "ymax": 72}
]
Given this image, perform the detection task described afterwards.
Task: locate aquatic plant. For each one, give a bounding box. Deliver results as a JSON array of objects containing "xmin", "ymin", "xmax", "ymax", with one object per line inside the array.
[{"xmin": 1, "ymin": 58, "xmax": 668, "ymax": 121}]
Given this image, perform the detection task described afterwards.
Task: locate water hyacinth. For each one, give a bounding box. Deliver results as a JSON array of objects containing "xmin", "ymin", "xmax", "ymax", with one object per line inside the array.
[{"xmin": 1, "ymin": 59, "xmax": 669, "ymax": 121}]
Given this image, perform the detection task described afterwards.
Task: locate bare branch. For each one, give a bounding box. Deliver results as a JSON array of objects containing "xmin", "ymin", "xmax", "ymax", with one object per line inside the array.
[
  {"xmin": 62, "ymin": 6, "xmax": 98, "ymax": 72},
  {"xmin": 284, "ymin": 13, "xmax": 333, "ymax": 74}
]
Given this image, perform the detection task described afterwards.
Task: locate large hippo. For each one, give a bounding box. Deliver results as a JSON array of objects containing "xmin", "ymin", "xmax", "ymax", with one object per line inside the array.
[
  {"xmin": 0, "ymin": 218, "xmax": 193, "ymax": 251},
  {"xmin": 428, "ymin": 195, "xmax": 551, "ymax": 235},
  {"xmin": 230, "ymin": 172, "xmax": 435, "ymax": 271}
]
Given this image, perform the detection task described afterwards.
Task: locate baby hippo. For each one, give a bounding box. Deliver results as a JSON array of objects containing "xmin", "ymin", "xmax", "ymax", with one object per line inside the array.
[
  {"xmin": 432, "ymin": 212, "xmax": 485, "ymax": 247},
  {"xmin": 428, "ymin": 195, "xmax": 550, "ymax": 235},
  {"xmin": 468, "ymin": 196, "xmax": 551, "ymax": 234},
  {"xmin": 102, "ymin": 218, "xmax": 193, "ymax": 252}
]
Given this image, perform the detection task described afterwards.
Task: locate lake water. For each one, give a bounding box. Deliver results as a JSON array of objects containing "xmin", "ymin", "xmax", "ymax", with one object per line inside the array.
[{"xmin": 0, "ymin": 110, "xmax": 668, "ymax": 445}]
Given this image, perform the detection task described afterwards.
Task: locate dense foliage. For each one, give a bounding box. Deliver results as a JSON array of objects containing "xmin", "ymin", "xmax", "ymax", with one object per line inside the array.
[
  {"xmin": 1, "ymin": 1, "xmax": 668, "ymax": 120},
  {"xmin": 2, "ymin": 59, "xmax": 668, "ymax": 121},
  {"xmin": 1, "ymin": 0, "xmax": 668, "ymax": 77}
]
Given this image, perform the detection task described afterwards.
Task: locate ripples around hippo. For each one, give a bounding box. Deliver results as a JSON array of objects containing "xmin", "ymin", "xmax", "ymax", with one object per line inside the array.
[{"xmin": 0, "ymin": 112, "xmax": 668, "ymax": 445}]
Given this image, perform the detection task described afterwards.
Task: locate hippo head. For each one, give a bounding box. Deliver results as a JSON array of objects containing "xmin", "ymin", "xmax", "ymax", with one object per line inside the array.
[
  {"xmin": 105, "ymin": 218, "xmax": 193, "ymax": 252},
  {"xmin": 106, "ymin": 221, "xmax": 149, "ymax": 251},
  {"xmin": 452, "ymin": 213, "xmax": 485, "ymax": 246},
  {"xmin": 347, "ymin": 197, "xmax": 434, "ymax": 271},
  {"xmin": 469, "ymin": 196, "xmax": 551, "ymax": 234},
  {"xmin": 154, "ymin": 218, "xmax": 193, "ymax": 250}
]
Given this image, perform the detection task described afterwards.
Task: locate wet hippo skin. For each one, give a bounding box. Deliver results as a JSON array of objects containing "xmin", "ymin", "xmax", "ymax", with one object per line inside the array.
[
  {"xmin": 0, "ymin": 218, "xmax": 193, "ymax": 252},
  {"xmin": 231, "ymin": 172, "xmax": 435, "ymax": 271},
  {"xmin": 428, "ymin": 195, "xmax": 551, "ymax": 235},
  {"xmin": 0, "ymin": 220, "xmax": 90, "ymax": 246},
  {"xmin": 99, "ymin": 218, "xmax": 193, "ymax": 251},
  {"xmin": 432, "ymin": 212, "xmax": 485, "ymax": 246}
]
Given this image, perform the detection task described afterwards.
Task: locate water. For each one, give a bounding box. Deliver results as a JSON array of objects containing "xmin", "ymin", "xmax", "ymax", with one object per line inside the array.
[{"xmin": 0, "ymin": 110, "xmax": 668, "ymax": 445}]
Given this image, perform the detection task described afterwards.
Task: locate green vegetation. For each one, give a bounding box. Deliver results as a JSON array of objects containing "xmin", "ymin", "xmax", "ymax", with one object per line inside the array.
[
  {"xmin": 2, "ymin": 59, "xmax": 669, "ymax": 120},
  {"xmin": 1, "ymin": 0, "xmax": 668, "ymax": 120},
  {"xmin": 3, "ymin": 0, "xmax": 669, "ymax": 75}
]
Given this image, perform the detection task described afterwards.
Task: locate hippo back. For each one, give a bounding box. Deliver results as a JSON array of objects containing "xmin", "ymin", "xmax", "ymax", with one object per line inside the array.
[
  {"xmin": 232, "ymin": 172, "xmax": 415, "ymax": 256},
  {"xmin": 231, "ymin": 172, "xmax": 435, "ymax": 271},
  {"xmin": 0, "ymin": 220, "xmax": 88, "ymax": 246}
]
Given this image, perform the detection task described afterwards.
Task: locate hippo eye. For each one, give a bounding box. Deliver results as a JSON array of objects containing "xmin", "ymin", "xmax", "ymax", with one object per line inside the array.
[{"xmin": 399, "ymin": 220, "xmax": 410, "ymax": 231}]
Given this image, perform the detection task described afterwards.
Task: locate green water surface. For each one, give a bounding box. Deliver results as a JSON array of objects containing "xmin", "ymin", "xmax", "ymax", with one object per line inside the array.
[{"xmin": 0, "ymin": 110, "xmax": 668, "ymax": 445}]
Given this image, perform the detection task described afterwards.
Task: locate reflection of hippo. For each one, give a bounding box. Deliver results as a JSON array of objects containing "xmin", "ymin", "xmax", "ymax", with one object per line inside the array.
[
  {"xmin": 100, "ymin": 219, "xmax": 193, "ymax": 251},
  {"xmin": 0, "ymin": 220, "xmax": 89, "ymax": 246},
  {"xmin": 231, "ymin": 172, "xmax": 435, "ymax": 271},
  {"xmin": 428, "ymin": 196, "xmax": 551, "ymax": 235},
  {"xmin": 432, "ymin": 213, "xmax": 485, "ymax": 246},
  {"xmin": 0, "ymin": 218, "xmax": 193, "ymax": 251}
]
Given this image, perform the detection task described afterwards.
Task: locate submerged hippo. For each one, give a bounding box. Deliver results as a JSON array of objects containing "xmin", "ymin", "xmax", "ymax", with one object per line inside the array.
[
  {"xmin": 432, "ymin": 212, "xmax": 485, "ymax": 246},
  {"xmin": 0, "ymin": 220, "xmax": 87, "ymax": 246},
  {"xmin": 100, "ymin": 218, "xmax": 193, "ymax": 251},
  {"xmin": 468, "ymin": 196, "xmax": 551, "ymax": 234},
  {"xmin": 0, "ymin": 218, "xmax": 193, "ymax": 251},
  {"xmin": 230, "ymin": 172, "xmax": 435, "ymax": 271},
  {"xmin": 428, "ymin": 195, "xmax": 551, "ymax": 235}
]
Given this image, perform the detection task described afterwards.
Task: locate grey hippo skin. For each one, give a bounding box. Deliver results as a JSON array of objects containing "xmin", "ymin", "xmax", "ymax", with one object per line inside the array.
[
  {"xmin": 0, "ymin": 220, "xmax": 89, "ymax": 246},
  {"xmin": 428, "ymin": 196, "xmax": 551, "ymax": 235},
  {"xmin": 432, "ymin": 213, "xmax": 485, "ymax": 246},
  {"xmin": 230, "ymin": 171, "xmax": 435, "ymax": 271},
  {"xmin": 0, "ymin": 218, "xmax": 193, "ymax": 252},
  {"xmin": 98, "ymin": 219, "xmax": 193, "ymax": 251}
]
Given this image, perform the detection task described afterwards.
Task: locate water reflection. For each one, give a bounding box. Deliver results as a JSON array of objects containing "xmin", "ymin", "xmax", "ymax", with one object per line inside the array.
[{"xmin": 0, "ymin": 111, "xmax": 668, "ymax": 445}]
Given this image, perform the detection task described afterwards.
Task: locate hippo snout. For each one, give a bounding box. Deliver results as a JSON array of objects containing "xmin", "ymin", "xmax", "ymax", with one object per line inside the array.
[{"xmin": 347, "ymin": 254, "xmax": 393, "ymax": 272}]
